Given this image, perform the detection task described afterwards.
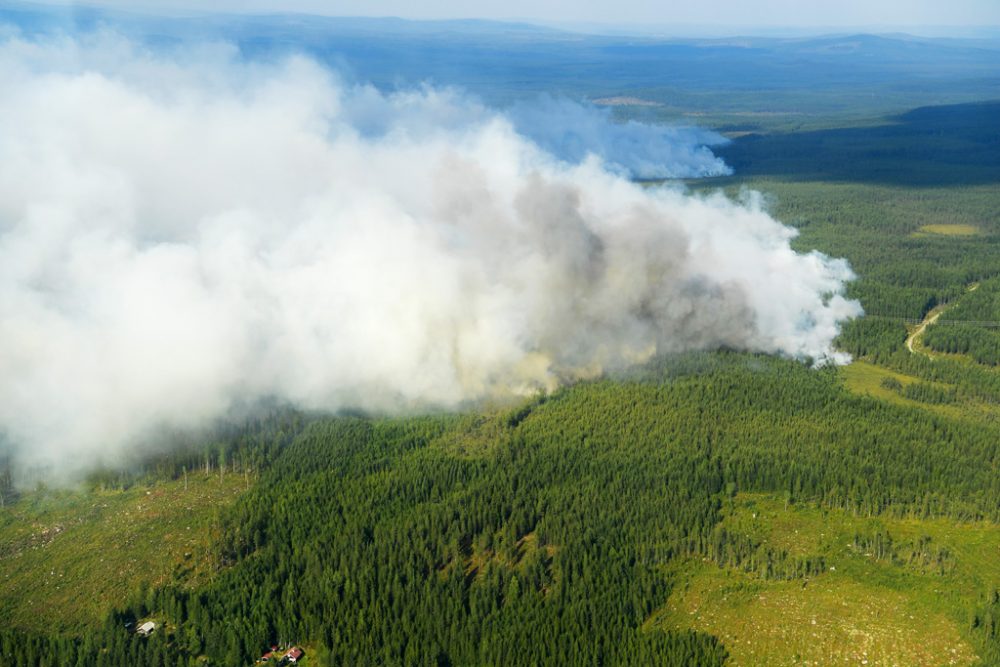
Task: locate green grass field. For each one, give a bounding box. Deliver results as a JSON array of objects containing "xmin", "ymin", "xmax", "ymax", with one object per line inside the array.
[
  {"xmin": 841, "ymin": 360, "xmax": 923, "ymax": 405},
  {"xmin": 914, "ymin": 224, "xmax": 981, "ymax": 237},
  {"xmin": 0, "ymin": 473, "xmax": 246, "ymax": 633},
  {"xmin": 840, "ymin": 361, "xmax": 964, "ymax": 417},
  {"xmin": 648, "ymin": 493, "xmax": 1000, "ymax": 666}
]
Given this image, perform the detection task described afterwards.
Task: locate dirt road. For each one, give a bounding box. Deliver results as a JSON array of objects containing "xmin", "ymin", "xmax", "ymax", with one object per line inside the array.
[{"xmin": 905, "ymin": 283, "xmax": 979, "ymax": 355}]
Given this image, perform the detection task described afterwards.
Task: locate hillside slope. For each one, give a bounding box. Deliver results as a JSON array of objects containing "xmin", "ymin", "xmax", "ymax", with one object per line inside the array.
[{"xmin": 4, "ymin": 353, "xmax": 1000, "ymax": 665}]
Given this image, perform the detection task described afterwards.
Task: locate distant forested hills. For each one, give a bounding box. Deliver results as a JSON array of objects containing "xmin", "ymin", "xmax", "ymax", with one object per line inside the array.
[{"xmin": 3, "ymin": 3, "xmax": 1000, "ymax": 119}]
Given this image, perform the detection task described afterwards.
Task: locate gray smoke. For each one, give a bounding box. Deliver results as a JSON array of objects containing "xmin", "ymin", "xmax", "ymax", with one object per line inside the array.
[{"xmin": 0, "ymin": 32, "xmax": 862, "ymax": 474}]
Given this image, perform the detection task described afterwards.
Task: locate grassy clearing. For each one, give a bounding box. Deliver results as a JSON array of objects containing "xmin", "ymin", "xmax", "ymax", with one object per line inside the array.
[
  {"xmin": 840, "ymin": 361, "xmax": 963, "ymax": 417},
  {"xmin": 648, "ymin": 493, "xmax": 1000, "ymax": 666},
  {"xmin": 721, "ymin": 495, "xmax": 1000, "ymax": 597},
  {"xmin": 841, "ymin": 360, "xmax": 1000, "ymax": 424},
  {"xmin": 652, "ymin": 563, "xmax": 976, "ymax": 667},
  {"xmin": 0, "ymin": 472, "xmax": 246, "ymax": 633},
  {"xmin": 914, "ymin": 224, "xmax": 981, "ymax": 237}
]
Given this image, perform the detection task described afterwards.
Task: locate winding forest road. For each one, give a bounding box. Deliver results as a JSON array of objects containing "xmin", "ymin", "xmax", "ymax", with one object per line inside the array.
[
  {"xmin": 906, "ymin": 310, "xmax": 943, "ymax": 354},
  {"xmin": 905, "ymin": 283, "xmax": 979, "ymax": 355}
]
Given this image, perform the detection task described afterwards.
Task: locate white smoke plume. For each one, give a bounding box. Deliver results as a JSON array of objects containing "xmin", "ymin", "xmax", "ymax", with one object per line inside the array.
[
  {"xmin": 0, "ymin": 32, "xmax": 862, "ymax": 474},
  {"xmin": 309, "ymin": 84, "xmax": 730, "ymax": 180},
  {"xmin": 507, "ymin": 96, "xmax": 733, "ymax": 179}
]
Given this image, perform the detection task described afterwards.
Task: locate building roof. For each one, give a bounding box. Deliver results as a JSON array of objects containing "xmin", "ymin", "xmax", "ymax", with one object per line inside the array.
[{"xmin": 285, "ymin": 647, "xmax": 303, "ymax": 659}]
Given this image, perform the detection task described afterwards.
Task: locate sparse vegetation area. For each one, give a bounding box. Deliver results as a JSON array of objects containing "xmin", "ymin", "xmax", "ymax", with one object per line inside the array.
[
  {"xmin": 0, "ymin": 473, "xmax": 246, "ymax": 633},
  {"xmin": 650, "ymin": 493, "xmax": 1000, "ymax": 666}
]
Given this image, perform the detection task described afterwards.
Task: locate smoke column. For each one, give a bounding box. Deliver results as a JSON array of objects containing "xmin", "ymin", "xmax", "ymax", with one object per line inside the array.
[{"xmin": 0, "ymin": 32, "xmax": 862, "ymax": 474}]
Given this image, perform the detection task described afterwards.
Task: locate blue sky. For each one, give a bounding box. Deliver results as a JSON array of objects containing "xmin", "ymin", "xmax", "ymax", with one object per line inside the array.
[{"xmin": 28, "ymin": 0, "xmax": 1000, "ymax": 31}]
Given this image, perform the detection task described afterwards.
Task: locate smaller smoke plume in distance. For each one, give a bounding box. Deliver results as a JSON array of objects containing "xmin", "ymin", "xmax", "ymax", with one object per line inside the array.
[
  {"xmin": 507, "ymin": 96, "xmax": 732, "ymax": 179},
  {"xmin": 0, "ymin": 32, "xmax": 862, "ymax": 475}
]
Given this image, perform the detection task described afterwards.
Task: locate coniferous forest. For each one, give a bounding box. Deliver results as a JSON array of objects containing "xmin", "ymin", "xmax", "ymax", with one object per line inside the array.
[{"xmin": 6, "ymin": 351, "xmax": 1000, "ymax": 665}]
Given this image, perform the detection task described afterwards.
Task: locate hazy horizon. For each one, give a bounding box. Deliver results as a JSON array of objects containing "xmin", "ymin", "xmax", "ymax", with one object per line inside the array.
[{"xmin": 8, "ymin": 0, "xmax": 1000, "ymax": 39}]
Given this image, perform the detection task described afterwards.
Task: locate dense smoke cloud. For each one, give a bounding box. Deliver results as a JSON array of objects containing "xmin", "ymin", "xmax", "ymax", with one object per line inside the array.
[{"xmin": 0, "ymin": 32, "xmax": 861, "ymax": 474}]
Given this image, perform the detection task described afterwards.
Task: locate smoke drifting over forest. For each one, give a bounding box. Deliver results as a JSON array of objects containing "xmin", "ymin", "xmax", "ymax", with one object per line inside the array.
[
  {"xmin": 507, "ymin": 97, "xmax": 732, "ymax": 179},
  {"xmin": 0, "ymin": 33, "xmax": 862, "ymax": 474}
]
